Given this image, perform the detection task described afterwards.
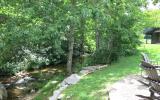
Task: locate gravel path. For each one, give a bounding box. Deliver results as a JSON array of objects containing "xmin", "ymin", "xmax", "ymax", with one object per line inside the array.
[{"xmin": 109, "ymin": 75, "xmax": 151, "ymax": 100}]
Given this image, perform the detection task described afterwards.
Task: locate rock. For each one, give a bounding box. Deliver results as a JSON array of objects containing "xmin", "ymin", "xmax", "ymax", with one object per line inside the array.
[
  {"xmin": 50, "ymin": 90, "xmax": 61, "ymax": 100},
  {"xmin": 0, "ymin": 83, "xmax": 7, "ymax": 100},
  {"xmin": 60, "ymin": 81, "xmax": 68, "ymax": 87},
  {"xmin": 97, "ymin": 65, "xmax": 107, "ymax": 69},
  {"xmin": 16, "ymin": 78, "xmax": 26, "ymax": 84},
  {"xmin": 49, "ymin": 65, "xmax": 107, "ymax": 100},
  {"xmin": 30, "ymin": 89, "xmax": 36, "ymax": 93},
  {"xmin": 79, "ymin": 70, "xmax": 92, "ymax": 76},
  {"xmin": 24, "ymin": 76, "xmax": 35, "ymax": 81},
  {"xmin": 63, "ymin": 74, "xmax": 80, "ymax": 85},
  {"xmin": 82, "ymin": 65, "xmax": 107, "ymax": 71},
  {"xmin": 82, "ymin": 66, "xmax": 96, "ymax": 71},
  {"xmin": 49, "ymin": 74, "xmax": 80, "ymax": 100},
  {"xmin": 49, "ymin": 85, "xmax": 68, "ymax": 100},
  {"xmin": 4, "ymin": 83, "xmax": 11, "ymax": 88},
  {"xmin": 15, "ymin": 76, "xmax": 35, "ymax": 85}
]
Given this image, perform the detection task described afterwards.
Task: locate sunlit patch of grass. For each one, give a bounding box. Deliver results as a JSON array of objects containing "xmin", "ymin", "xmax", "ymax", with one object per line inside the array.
[
  {"xmin": 139, "ymin": 44, "xmax": 160, "ymax": 60},
  {"xmin": 61, "ymin": 44, "xmax": 160, "ymax": 100},
  {"xmin": 32, "ymin": 44, "xmax": 159, "ymax": 100},
  {"xmin": 62, "ymin": 56, "xmax": 140, "ymax": 100}
]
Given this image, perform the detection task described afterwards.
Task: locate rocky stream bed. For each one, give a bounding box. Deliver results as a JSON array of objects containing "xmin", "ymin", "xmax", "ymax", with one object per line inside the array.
[{"xmin": 0, "ymin": 66, "xmax": 65, "ymax": 100}]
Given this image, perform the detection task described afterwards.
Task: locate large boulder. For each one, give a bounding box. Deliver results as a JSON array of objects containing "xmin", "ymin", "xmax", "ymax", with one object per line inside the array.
[{"xmin": 0, "ymin": 83, "xmax": 7, "ymax": 100}]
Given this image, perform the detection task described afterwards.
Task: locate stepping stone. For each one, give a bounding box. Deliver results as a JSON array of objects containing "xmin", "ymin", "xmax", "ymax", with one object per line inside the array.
[
  {"xmin": 63, "ymin": 74, "xmax": 81, "ymax": 85},
  {"xmin": 79, "ymin": 70, "xmax": 92, "ymax": 76}
]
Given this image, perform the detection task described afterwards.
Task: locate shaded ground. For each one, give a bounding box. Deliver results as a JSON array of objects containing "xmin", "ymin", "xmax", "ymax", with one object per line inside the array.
[
  {"xmin": 109, "ymin": 75, "xmax": 151, "ymax": 100},
  {"xmin": 0, "ymin": 65, "xmax": 66, "ymax": 100}
]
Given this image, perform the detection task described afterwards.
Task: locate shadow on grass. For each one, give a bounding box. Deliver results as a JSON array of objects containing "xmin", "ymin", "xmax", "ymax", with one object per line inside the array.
[
  {"xmin": 62, "ymin": 44, "xmax": 160, "ymax": 100},
  {"xmin": 62, "ymin": 55, "xmax": 141, "ymax": 100},
  {"xmin": 32, "ymin": 44, "xmax": 160, "ymax": 100}
]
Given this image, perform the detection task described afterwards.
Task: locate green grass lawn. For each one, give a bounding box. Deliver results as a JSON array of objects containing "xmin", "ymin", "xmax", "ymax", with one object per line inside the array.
[
  {"xmin": 139, "ymin": 44, "xmax": 160, "ymax": 60},
  {"xmin": 61, "ymin": 44, "xmax": 160, "ymax": 100},
  {"xmin": 33, "ymin": 44, "xmax": 160, "ymax": 100}
]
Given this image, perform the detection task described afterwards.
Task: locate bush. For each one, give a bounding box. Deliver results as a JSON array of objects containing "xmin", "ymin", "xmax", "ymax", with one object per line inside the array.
[
  {"xmin": 93, "ymin": 48, "xmax": 119, "ymax": 64},
  {"xmin": 0, "ymin": 63, "xmax": 19, "ymax": 75},
  {"xmin": 73, "ymin": 54, "xmax": 95, "ymax": 72}
]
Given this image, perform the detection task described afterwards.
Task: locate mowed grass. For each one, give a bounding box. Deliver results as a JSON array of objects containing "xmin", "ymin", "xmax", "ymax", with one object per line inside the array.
[
  {"xmin": 139, "ymin": 44, "xmax": 160, "ymax": 60},
  {"xmin": 61, "ymin": 44, "xmax": 160, "ymax": 100}
]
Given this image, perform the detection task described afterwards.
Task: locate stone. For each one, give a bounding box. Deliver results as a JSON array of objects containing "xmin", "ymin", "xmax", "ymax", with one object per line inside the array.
[
  {"xmin": 24, "ymin": 76, "xmax": 35, "ymax": 81},
  {"xmin": 79, "ymin": 70, "xmax": 92, "ymax": 76},
  {"xmin": 97, "ymin": 65, "xmax": 107, "ymax": 69},
  {"xmin": 60, "ymin": 81, "xmax": 68, "ymax": 87},
  {"xmin": 82, "ymin": 66, "xmax": 96, "ymax": 71},
  {"xmin": 82, "ymin": 65, "xmax": 107, "ymax": 71},
  {"xmin": 15, "ymin": 79, "xmax": 26, "ymax": 84},
  {"xmin": 15, "ymin": 76, "xmax": 35, "ymax": 84},
  {"xmin": 50, "ymin": 90, "xmax": 61, "ymax": 100},
  {"xmin": 63, "ymin": 74, "xmax": 81, "ymax": 85},
  {"xmin": 49, "ymin": 65, "xmax": 107, "ymax": 100},
  {"xmin": 30, "ymin": 89, "xmax": 36, "ymax": 93},
  {"xmin": 0, "ymin": 83, "xmax": 7, "ymax": 100},
  {"xmin": 49, "ymin": 74, "xmax": 80, "ymax": 100},
  {"xmin": 49, "ymin": 85, "xmax": 68, "ymax": 100}
]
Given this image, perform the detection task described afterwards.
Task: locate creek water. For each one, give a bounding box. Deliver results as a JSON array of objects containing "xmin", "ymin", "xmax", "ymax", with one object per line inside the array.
[{"xmin": 0, "ymin": 66, "xmax": 66, "ymax": 100}]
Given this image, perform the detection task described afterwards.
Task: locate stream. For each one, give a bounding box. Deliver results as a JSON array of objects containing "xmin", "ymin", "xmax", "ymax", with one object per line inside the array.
[{"xmin": 0, "ymin": 66, "xmax": 66, "ymax": 100}]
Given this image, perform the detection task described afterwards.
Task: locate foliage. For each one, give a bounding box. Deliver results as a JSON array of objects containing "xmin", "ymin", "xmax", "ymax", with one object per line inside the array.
[
  {"xmin": 73, "ymin": 55, "xmax": 94, "ymax": 73},
  {"xmin": 92, "ymin": 0, "xmax": 144, "ymax": 64},
  {"xmin": 143, "ymin": 10, "xmax": 160, "ymax": 27},
  {"xmin": 0, "ymin": 0, "xmax": 146, "ymax": 74}
]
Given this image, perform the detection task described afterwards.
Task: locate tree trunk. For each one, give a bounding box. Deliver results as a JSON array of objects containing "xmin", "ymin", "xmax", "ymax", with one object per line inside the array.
[
  {"xmin": 107, "ymin": 34, "xmax": 114, "ymax": 64},
  {"xmin": 67, "ymin": 27, "xmax": 74, "ymax": 75},
  {"xmin": 96, "ymin": 28, "xmax": 100, "ymax": 50},
  {"xmin": 80, "ymin": 32, "xmax": 84, "ymax": 54},
  {"xmin": 80, "ymin": 17, "xmax": 85, "ymax": 54},
  {"xmin": 67, "ymin": 0, "xmax": 75, "ymax": 75}
]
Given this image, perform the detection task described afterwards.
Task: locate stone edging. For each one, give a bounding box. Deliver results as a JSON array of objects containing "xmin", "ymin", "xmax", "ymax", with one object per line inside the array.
[{"xmin": 49, "ymin": 65, "xmax": 107, "ymax": 100}]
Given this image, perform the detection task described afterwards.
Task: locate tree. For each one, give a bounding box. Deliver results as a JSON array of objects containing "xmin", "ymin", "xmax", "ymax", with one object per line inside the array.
[{"xmin": 0, "ymin": 0, "xmax": 147, "ymax": 74}]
